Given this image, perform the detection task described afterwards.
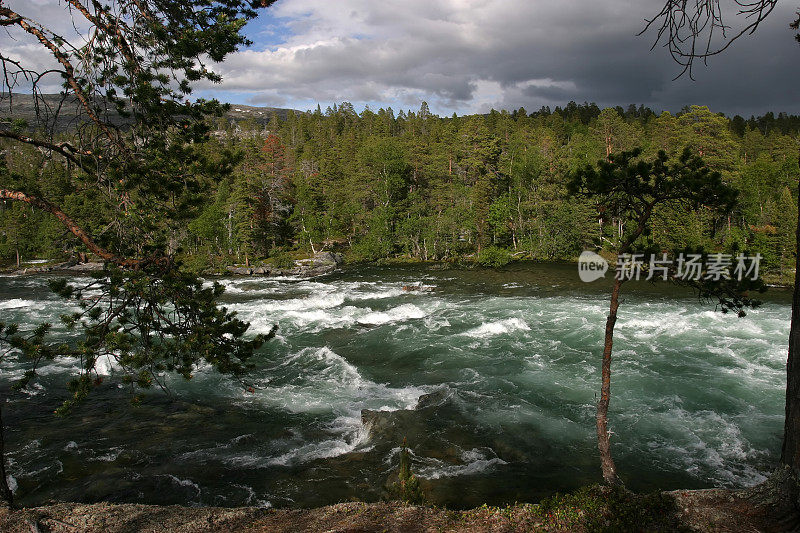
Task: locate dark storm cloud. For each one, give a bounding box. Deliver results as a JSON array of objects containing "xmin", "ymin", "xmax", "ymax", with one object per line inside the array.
[
  {"xmin": 223, "ymin": 0, "xmax": 800, "ymax": 115},
  {"xmin": 3, "ymin": 0, "xmax": 798, "ymax": 116}
]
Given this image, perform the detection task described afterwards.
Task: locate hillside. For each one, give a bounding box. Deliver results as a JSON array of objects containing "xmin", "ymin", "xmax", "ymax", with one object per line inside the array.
[{"xmin": 0, "ymin": 93, "xmax": 296, "ymax": 132}]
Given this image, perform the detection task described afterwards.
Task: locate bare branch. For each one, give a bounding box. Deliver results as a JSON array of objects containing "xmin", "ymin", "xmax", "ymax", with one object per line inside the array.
[
  {"xmin": 640, "ymin": 1, "xmax": 778, "ymax": 79},
  {"xmin": 0, "ymin": 6, "xmax": 124, "ymax": 148}
]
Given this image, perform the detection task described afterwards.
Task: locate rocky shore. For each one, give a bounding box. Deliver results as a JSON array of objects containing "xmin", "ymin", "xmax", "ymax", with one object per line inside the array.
[
  {"xmin": 6, "ymin": 260, "xmax": 106, "ymax": 276},
  {"xmin": 224, "ymin": 251, "xmax": 344, "ymax": 278},
  {"xmin": 0, "ymin": 485, "xmax": 791, "ymax": 532},
  {"xmin": 4, "ymin": 251, "xmax": 345, "ymax": 278}
]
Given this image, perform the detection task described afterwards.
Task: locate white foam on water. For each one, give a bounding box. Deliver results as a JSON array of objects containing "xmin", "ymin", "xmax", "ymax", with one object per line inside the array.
[
  {"xmin": 463, "ymin": 318, "xmax": 530, "ymax": 338},
  {"xmin": 33, "ymin": 359, "xmax": 84, "ymax": 376},
  {"xmin": 417, "ymin": 448, "xmax": 507, "ymax": 480},
  {"xmin": 619, "ymin": 312, "xmax": 695, "ymax": 338},
  {"xmin": 267, "ymin": 423, "xmax": 369, "ymax": 467},
  {"xmin": 0, "ymin": 299, "xmax": 37, "ymax": 310},
  {"xmin": 19, "ymin": 382, "xmax": 45, "ymax": 398},
  {"xmin": 236, "ymin": 346, "xmax": 428, "ymax": 465},
  {"xmin": 94, "ymin": 354, "xmax": 121, "ymax": 376},
  {"xmin": 706, "ymin": 343, "xmax": 783, "ymax": 385},
  {"xmin": 232, "ymin": 483, "xmax": 272, "ymax": 508},
  {"xmin": 423, "ymin": 315, "xmax": 450, "ymax": 331},
  {"xmin": 344, "ymin": 282, "xmax": 406, "ymax": 301},
  {"xmin": 256, "ymin": 347, "xmax": 426, "ymax": 416},
  {"xmin": 92, "ymin": 447, "xmax": 124, "ymax": 462},
  {"xmin": 162, "ymin": 474, "xmax": 202, "ymax": 499},
  {"xmin": 262, "ymin": 292, "xmax": 346, "ymax": 312},
  {"xmin": 281, "ymin": 307, "xmax": 359, "ymax": 329},
  {"xmin": 358, "ymin": 304, "xmax": 426, "ymax": 326},
  {"xmin": 6, "ymin": 475, "xmax": 16, "ymax": 493},
  {"xmin": 23, "ymin": 460, "xmax": 63, "ymax": 478},
  {"xmin": 641, "ymin": 407, "xmax": 770, "ymax": 487},
  {"xmin": 227, "ymin": 280, "xmax": 438, "ymax": 333},
  {"xmin": 217, "ymin": 281, "xmax": 281, "ymax": 296}
]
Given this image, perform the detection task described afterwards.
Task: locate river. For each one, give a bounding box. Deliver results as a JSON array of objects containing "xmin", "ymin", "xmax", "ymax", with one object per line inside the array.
[{"xmin": 0, "ymin": 263, "xmax": 790, "ymax": 508}]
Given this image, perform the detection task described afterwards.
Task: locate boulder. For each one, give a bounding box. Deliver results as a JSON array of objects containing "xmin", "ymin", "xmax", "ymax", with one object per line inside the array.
[
  {"xmin": 313, "ymin": 251, "xmax": 344, "ymax": 265},
  {"xmin": 67, "ymin": 262, "xmax": 104, "ymax": 272},
  {"xmin": 226, "ymin": 266, "xmax": 253, "ymax": 276},
  {"xmin": 360, "ymin": 386, "xmax": 537, "ymax": 470},
  {"xmin": 360, "ymin": 387, "xmax": 466, "ymax": 453}
]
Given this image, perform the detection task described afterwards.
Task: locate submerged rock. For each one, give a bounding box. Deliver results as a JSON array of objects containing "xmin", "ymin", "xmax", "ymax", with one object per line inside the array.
[
  {"xmin": 361, "ymin": 388, "xmax": 505, "ymax": 464},
  {"xmin": 414, "ymin": 389, "xmax": 456, "ymax": 409},
  {"xmin": 360, "ymin": 388, "xmax": 464, "ymax": 444}
]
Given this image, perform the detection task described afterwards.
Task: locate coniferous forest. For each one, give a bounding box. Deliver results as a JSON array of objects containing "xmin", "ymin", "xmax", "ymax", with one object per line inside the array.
[{"xmin": 3, "ymin": 101, "xmax": 797, "ymax": 282}]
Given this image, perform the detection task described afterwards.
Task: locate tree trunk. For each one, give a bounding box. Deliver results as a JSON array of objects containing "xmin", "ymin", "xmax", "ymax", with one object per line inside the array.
[
  {"xmin": 598, "ymin": 276, "xmax": 624, "ymax": 486},
  {"xmin": 0, "ymin": 403, "xmax": 13, "ymax": 508},
  {"xmin": 781, "ymin": 153, "xmax": 800, "ymax": 472}
]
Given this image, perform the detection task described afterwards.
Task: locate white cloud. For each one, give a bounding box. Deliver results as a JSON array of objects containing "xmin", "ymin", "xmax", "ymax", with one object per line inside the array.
[
  {"xmin": 200, "ymin": 0, "xmax": 662, "ymax": 114},
  {"xmin": 201, "ymin": 0, "xmax": 800, "ymax": 116},
  {"xmin": 3, "ymin": 0, "xmax": 800, "ymax": 116}
]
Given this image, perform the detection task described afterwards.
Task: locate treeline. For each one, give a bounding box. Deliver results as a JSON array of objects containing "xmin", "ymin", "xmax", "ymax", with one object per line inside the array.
[{"xmin": 1, "ymin": 102, "xmax": 798, "ymax": 280}]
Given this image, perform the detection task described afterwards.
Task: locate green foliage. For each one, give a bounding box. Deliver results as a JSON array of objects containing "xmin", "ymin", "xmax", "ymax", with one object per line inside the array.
[
  {"xmin": 0, "ymin": 0, "xmax": 282, "ymax": 414},
  {"xmin": 477, "ymin": 246, "xmax": 512, "ymax": 267},
  {"xmin": 569, "ymin": 148, "xmax": 738, "ymax": 226},
  {"xmin": 535, "ymin": 485, "xmax": 691, "ymax": 532},
  {"xmin": 570, "ymin": 148, "xmax": 765, "ymax": 314},
  {"xmin": 269, "ymin": 249, "xmax": 295, "ymax": 269},
  {"xmin": 2, "ymin": 93, "xmax": 798, "ymax": 275},
  {"xmin": 389, "ymin": 439, "xmax": 425, "ymax": 505},
  {"xmin": 22, "ymin": 267, "xmax": 276, "ymax": 415}
]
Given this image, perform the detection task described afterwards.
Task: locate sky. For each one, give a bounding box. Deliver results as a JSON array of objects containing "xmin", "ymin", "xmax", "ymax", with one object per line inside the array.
[{"xmin": 4, "ymin": 0, "xmax": 800, "ymax": 117}]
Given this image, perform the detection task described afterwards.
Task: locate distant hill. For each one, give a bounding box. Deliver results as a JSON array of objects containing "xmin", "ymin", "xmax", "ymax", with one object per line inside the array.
[
  {"xmin": 0, "ymin": 93, "xmax": 297, "ymax": 132},
  {"xmin": 224, "ymin": 103, "xmax": 296, "ymax": 123}
]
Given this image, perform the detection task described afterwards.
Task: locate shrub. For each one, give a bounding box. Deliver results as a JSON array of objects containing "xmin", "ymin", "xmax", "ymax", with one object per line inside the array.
[
  {"xmin": 270, "ymin": 250, "xmax": 295, "ymax": 269},
  {"xmin": 390, "ymin": 438, "xmax": 425, "ymax": 505},
  {"xmin": 477, "ymin": 246, "xmax": 512, "ymax": 268}
]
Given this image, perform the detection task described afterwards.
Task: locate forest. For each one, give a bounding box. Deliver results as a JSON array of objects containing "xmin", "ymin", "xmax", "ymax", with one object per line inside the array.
[{"xmin": 2, "ymin": 100, "xmax": 798, "ymax": 282}]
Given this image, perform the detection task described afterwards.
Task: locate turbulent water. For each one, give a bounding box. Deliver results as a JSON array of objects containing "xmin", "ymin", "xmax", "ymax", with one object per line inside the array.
[{"xmin": 0, "ymin": 263, "xmax": 790, "ymax": 509}]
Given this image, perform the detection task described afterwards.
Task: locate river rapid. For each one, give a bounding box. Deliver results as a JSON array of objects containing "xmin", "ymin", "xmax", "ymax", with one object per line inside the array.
[{"xmin": 0, "ymin": 263, "xmax": 790, "ymax": 509}]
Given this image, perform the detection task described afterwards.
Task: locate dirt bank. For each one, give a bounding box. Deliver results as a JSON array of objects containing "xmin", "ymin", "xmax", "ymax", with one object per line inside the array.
[{"xmin": 0, "ymin": 484, "xmax": 793, "ymax": 533}]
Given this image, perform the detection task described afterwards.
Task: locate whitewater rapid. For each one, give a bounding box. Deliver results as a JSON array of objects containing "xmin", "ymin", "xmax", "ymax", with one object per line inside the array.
[{"xmin": 0, "ymin": 265, "xmax": 789, "ymax": 508}]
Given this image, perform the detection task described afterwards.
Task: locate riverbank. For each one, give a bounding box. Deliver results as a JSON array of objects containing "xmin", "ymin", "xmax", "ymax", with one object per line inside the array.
[
  {"xmin": 3, "ymin": 253, "xmax": 793, "ymax": 288},
  {"xmin": 0, "ymin": 484, "xmax": 789, "ymax": 532},
  {"xmin": 0, "ymin": 251, "xmax": 345, "ymax": 278}
]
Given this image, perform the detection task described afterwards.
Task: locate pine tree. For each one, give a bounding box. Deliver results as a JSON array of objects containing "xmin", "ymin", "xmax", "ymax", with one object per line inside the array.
[
  {"xmin": 0, "ymin": 0, "xmax": 279, "ymax": 507},
  {"xmin": 569, "ymin": 148, "xmax": 764, "ymax": 485}
]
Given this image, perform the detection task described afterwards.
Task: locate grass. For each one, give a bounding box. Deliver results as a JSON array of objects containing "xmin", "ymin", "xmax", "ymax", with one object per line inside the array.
[{"xmin": 447, "ymin": 485, "xmax": 692, "ymax": 532}]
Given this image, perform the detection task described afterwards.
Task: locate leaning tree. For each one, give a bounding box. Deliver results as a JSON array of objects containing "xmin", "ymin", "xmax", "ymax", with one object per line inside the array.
[
  {"xmin": 643, "ymin": 0, "xmax": 800, "ymax": 483},
  {"xmin": 0, "ymin": 0, "xmax": 278, "ymax": 507}
]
